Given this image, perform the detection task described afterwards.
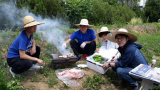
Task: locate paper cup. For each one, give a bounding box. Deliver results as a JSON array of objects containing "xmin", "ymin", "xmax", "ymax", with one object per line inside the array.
[{"xmin": 152, "ymin": 59, "xmax": 156, "ymax": 64}]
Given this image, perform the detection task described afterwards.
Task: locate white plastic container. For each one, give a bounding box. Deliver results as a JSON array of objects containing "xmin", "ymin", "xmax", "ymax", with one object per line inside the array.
[{"xmin": 86, "ymin": 53, "xmax": 110, "ymax": 74}]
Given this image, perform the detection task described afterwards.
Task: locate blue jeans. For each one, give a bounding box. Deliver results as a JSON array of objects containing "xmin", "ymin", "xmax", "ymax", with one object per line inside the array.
[{"xmin": 112, "ymin": 67, "xmax": 141, "ymax": 85}]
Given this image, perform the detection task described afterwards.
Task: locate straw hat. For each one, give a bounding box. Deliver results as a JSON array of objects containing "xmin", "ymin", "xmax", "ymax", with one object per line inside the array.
[
  {"xmin": 19, "ymin": 16, "xmax": 44, "ymax": 30},
  {"xmin": 107, "ymin": 28, "xmax": 138, "ymax": 43},
  {"xmin": 75, "ymin": 19, "xmax": 94, "ymax": 28},
  {"xmin": 94, "ymin": 27, "xmax": 110, "ymax": 37}
]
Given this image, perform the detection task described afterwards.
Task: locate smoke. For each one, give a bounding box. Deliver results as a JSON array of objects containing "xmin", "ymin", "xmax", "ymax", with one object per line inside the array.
[{"xmin": 0, "ymin": 1, "xmax": 71, "ymax": 54}]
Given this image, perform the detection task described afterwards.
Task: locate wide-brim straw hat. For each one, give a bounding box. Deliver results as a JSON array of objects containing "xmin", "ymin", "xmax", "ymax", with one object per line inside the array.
[
  {"xmin": 107, "ymin": 28, "xmax": 138, "ymax": 43},
  {"xmin": 19, "ymin": 16, "xmax": 44, "ymax": 30},
  {"xmin": 75, "ymin": 19, "xmax": 94, "ymax": 28},
  {"xmin": 95, "ymin": 27, "xmax": 110, "ymax": 37}
]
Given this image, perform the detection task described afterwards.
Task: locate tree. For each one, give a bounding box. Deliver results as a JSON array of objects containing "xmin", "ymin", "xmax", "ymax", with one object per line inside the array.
[{"xmin": 144, "ymin": 0, "xmax": 160, "ymax": 22}]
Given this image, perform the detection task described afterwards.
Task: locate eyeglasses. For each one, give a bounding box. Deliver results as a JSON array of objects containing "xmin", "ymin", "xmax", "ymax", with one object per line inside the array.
[{"xmin": 115, "ymin": 37, "xmax": 126, "ymax": 41}]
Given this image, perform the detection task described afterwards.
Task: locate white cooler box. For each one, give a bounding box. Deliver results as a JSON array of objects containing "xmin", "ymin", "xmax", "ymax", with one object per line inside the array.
[
  {"xmin": 86, "ymin": 49, "xmax": 120, "ymax": 74},
  {"xmin": 86, "ymin": 53, "xmax": 110, "ymax": 74}
]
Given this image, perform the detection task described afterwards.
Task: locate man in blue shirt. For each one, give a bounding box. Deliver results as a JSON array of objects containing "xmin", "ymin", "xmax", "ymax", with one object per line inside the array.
[
  {"xmin": 62, "ymin": 19, "xmax": 96, "ymax": 61},
  {"xmin": 102, "ymin": 28, "xmax": 148, "ymax": 90},
  {"xmin": 7, "ymin": 16, "xmax": 45, "ymax": 77}
]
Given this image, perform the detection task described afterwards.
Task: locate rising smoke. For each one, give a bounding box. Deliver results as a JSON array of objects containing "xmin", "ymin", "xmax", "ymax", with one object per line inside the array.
[{"xmin": 0, "ymin": 1, "xmax": 71, "ymax": 54}]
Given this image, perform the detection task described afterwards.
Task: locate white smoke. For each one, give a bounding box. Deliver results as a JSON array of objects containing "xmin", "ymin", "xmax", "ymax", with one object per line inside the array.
[{"xmin": 0, "ymin": 1, "xmax": 71, "ymax": 54}]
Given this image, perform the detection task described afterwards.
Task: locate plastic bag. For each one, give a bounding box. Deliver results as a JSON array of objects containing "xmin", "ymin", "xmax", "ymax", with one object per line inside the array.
[
  {"xmin": 55, "ymin": 67, "xmax": 84, "ymax": 86},
  {"xmin": 63, "ymin": 80, "xmax": 79, "ymax": 86}
]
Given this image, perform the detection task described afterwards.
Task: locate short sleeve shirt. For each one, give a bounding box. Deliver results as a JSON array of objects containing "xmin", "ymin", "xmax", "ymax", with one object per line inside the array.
[
  {"xmin": 7, "ymin": 30, "xmax": 33, "ymax": 58},
  {"xmin": 70, "ymin": 29, "xmax": 96, "ymax": 45}
]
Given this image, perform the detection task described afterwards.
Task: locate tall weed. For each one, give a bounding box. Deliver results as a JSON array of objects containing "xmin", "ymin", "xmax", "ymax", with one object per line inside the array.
[{"xmin": 129, "ymin": 17, "xmax": 143, "ymax": 25}]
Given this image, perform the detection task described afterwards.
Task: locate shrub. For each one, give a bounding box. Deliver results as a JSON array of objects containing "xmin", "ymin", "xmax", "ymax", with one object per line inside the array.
[
  {"xmin": 88, "ymin": 1, "xmax": 136, "ymax": 25},
  {"xmin": 129, "ymin": 17, "xmax": 143, "ymax": 25},
  {"xmin": 17, "ymin": 0, "xmax": 65, "ymax": 18},
  {"xmin": 63, "ymin": 0, "xmax": 93, "ymax": 27}
]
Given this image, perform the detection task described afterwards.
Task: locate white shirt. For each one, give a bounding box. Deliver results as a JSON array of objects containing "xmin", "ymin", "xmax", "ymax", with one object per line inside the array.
[
  {"xmin": 99, "ymin": 40, "xmax": 120, "ymax": 60},
  {"xmin": 101, "ymin": 40, "xmax": 119, "ymax": 50}
]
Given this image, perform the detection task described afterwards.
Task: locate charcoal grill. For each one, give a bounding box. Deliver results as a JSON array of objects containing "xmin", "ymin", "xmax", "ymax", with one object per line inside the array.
[{"xmin": 50, "ymin": 54, "xmax": 77, "ymax": 64}]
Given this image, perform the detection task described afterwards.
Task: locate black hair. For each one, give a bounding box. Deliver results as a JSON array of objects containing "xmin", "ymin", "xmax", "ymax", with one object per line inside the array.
[
  {"xmin": 99, "ymin": 32, "xmax": 110, "ymax": 37},
  {"xmin": 115, "ymin": 34, "xmax": 128, "ymax": 39}
]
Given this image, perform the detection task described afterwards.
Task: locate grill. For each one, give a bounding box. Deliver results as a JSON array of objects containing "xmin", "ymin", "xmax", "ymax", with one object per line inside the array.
[{"xmin": 50, "ymin": 54, "xmax": 77, "ymax": 64}]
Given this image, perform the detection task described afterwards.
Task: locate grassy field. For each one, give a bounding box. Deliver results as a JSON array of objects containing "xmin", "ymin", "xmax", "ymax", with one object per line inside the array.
[{"xmin": 0, "ymin": 23, "xmax": 160, "ymax": 90}]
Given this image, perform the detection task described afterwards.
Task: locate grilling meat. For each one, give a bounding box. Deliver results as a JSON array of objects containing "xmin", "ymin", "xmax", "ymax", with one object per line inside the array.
[{"xmin": 59, "ymin": 53, "xmax": 76, "ymax": 58}]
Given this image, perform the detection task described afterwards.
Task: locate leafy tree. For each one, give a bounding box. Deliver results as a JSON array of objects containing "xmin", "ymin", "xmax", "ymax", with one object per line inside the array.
[{"xmin": 144, "ymin": 0, "xmax": 160, "ymax": 22}]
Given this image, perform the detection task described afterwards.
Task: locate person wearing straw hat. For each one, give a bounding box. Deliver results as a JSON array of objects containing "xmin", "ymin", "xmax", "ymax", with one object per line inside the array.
[
  {"xmin": 62, "ymin": 19, "xmax": 96, "ymax": 61},
  {"xmin": 7, "ymin": 16, "xmax": 45, "ymax": 77},
  {"xmin": 95, "ymin": 26, "xmax": 120, "ymax": 60},
  {"xmin": 102, "ymin": 28, "xmax": 148, "ymax": 89},
  {"xmin": 95, "ymin": 27, "xmax": 119, "ymax": 51}
]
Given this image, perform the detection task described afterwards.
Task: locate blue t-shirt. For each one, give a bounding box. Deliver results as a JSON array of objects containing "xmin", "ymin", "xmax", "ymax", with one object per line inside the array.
[
  {"xmin": 7, "ymin": 30, "xmax": 33, "ymax": 58},
  {"xmin": 70, "ymin": 29, "xmax": 96, "ymax": 45}
]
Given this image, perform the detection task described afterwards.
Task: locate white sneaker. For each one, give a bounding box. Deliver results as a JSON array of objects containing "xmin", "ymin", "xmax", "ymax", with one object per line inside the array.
[
  {"xmin": 29, "ymin": 64, "xmax": 43, "ymax": 70},
  {"xmin": 10, "ymin": 68, "xmax": 19, "ymax": 77}
]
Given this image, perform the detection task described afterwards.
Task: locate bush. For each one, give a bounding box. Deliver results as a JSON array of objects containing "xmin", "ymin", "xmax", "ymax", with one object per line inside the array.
[
  {"xmin": 129, "ymin": 17, "xmax": 143, "ymax": 25},
  {"xmin": 88, "ymin": 1, "xmax": 136, "ymax": 25},
  {"xmin": 17, "ymin": 0, "xmax": 65, "ymax": 18},
  {"xmin": 63, "ymin": 0, "xmax": 93, "ymax": 27}
]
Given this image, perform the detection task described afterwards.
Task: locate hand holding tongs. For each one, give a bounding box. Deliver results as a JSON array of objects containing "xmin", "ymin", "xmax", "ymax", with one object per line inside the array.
[{"xmin": 111, "ymin": 51, "xmax": 119, "ymax": 61}]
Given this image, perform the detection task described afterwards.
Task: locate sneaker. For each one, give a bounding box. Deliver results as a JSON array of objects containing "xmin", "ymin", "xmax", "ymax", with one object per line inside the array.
[
  {"xmin": 10, "ymin": 68, "xmax": 19, "ymax": 77},
  {"xmin": 82, "ymin": 54, "xmax": 88, "ymax": 59},
  {"xmin": 29, "ymin": 64, "xmax": 43, "ymax": 70}
]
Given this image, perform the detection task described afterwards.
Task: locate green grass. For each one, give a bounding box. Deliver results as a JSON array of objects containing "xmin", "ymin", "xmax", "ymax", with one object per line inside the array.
[
  {"xmin": 1, "ymin": 24, "xmax": 160, "ymax": 89},
  {"xmin": 83, "ymin": 74, "xmax": 106, "ymax": 90},
  {"xmin": 136, "ymin": 32, "xmax": 160, "ymax": 66}
]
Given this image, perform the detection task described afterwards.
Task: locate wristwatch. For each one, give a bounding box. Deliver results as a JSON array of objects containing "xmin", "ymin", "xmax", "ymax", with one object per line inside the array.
[{"xmin": 108, "ymin": 63, "xmax": 111, "ymax": 67}]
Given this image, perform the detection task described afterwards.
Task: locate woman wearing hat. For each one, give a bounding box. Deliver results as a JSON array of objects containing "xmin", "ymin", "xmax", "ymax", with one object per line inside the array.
[
  {"xmin": 7, "ymin": 16, "xmax": 45, "ymax": 77},
  {"xmin": 102, "ymin": 28, "xmax": 148, "ymax": 89},
  {"xmin": 95, "ymin": 27, "xmax": 119, "ymax": 52},
  {"xmin": 62, "ymin": 19, "xmax": 96, "ymax": 61}
]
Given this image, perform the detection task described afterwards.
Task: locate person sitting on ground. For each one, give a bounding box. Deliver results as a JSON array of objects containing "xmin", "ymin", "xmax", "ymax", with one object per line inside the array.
[
  {"xmin": 62, "ymin": 19, "xmax": 96, "ymax": 61},
  {"xmin": 7, "ymin": 16, "xmax": 45, "ymax": 77},
  {"xmin": 95, "ymin": 27, "xmax": 120, "ymax": 60},
  {"xmin": 102, "ymin": 28, "xmax": 148, "ymax": 90}
]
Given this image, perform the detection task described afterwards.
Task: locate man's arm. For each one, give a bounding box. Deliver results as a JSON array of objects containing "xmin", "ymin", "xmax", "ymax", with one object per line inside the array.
[
  {"xmin": 30, "ymin": 39, "xmax": 36, "ymax": 55},
  {"xmin": 19, "ymin": 50, "xmax": 44, "ymax": 66},
  {"xmin": 102, "ymin": 60, "xmax": 118, "ymax": 69},
  {"xmin": 32, "ymin": 39, "xmax": 36, "ymax": 49},
  {"xmin": 84, "ymin": 39, "xmax": 96, "ymax": 44},
  {"xmin": 65, "ymin": 39, "xmax": 71, "ymax": 45}
]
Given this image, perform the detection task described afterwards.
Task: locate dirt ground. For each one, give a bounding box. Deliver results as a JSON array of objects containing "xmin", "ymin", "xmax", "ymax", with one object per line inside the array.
[{"xmin": 21, "ymin": 58, "xmax": 124, "ymax": 90}]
